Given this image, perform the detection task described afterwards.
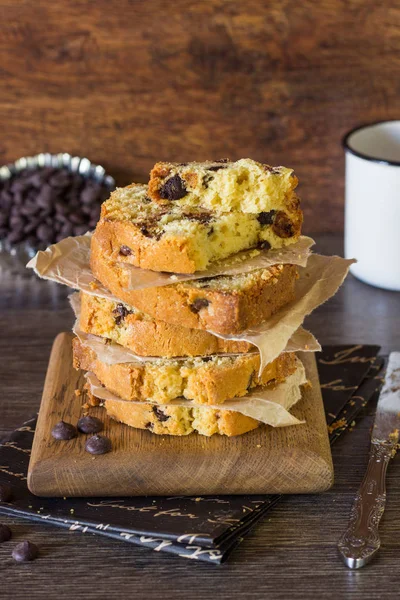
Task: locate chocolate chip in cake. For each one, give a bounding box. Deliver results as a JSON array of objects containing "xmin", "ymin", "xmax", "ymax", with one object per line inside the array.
[
  {"xmin": 159, "ymin": 174, "xmax": 187, "ymax": 200},
  {"xmin": 51, "ymin": 421, "xmax": 77, "ymax": 441},
  {"xmin": 0, "ymin": 524, "xmax": 12, "ymax": 543},
  {"xmin": 189, "ymin": 298, "xmax": 210, "ymax": 313},
  {"xmin": 0, "ymin": 484, "xmax": 12, "ymax": 502},
  {"xmin": 12, "ymin": 540, "xmax": 39, "ymax": 562},
  {"xmin": 202, "ymin": 356, "xmax": 213, "ymax": 363},
  {"xmin": 85, "ymin": 434, "xmax": 112, "ymax": 455},
  {"xmin": 77, "ymin": 416, "xmax": 103, "ymax": 434},
  {"xmin": 257, "ymin": 211, "xmax": 276, "ymax": 226},
  {"xmin": 145, "ymin": 422, "xmax": 154, "ymax": 430},
  {"xmin": 119, "ymin": 245, "xmax": 132, "ymax": 256},
  {"xmin": 272, "ymin": 211, "xmax": 295, "ymax": 238},
  {"xmin": 140, "ymin": 225, "xmax": 152, "ymax": 238},
  {"xmin": 258, "ymin": 240, "xmax": 271, "ymax": 250},
  {"xmin": 113, "ymin": 303, "xmax": 132, "ymax": 325},
  {"xmin": 207, "ymin": 165, "xmax": 227, "ymax": 172},
  {"xmin": 152, "ymin": 406, "xmax": 170, "ymax": 422}
]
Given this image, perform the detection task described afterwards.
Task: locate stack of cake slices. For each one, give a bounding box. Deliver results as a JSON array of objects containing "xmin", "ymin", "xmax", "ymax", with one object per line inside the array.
[
  {"xmin": 73, "ymin": 158, "xmax": 308, "ymax": 436},
  {"xmin": 29, "ymin": 158, "xmax": 351, "ymax": 437}
]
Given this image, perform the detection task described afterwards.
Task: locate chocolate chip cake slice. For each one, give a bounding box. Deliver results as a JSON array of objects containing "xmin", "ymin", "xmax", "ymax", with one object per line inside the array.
[
  {"xmin": 90, "ymin": 232, "xmax": 298, "ymax": 335},
  {"xmin": 94, "ymin": 181, "xmax": 302, "ymax": 273},
  {"xmin": 103, "ymin": 399, "xmax": 261, "ymax": 437},
  {"xmin": 149, "ymin": 157, "xmax": 299, "ymax": 212},
  {"xmin": 73, "ymin": 337, "xmax": 297, "ymax": 405},
  {"xmin": 79, "ymin": 292, "xmax": 252, "ymax": 357}
]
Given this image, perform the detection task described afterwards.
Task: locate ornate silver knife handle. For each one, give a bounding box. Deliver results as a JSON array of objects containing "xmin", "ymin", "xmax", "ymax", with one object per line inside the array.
[{"xmin": 338, "ymin": 441, "xmax": 394, "ymax": 569}]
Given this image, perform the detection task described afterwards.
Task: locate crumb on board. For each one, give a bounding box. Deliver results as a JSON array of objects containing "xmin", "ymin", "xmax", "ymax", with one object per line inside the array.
[
  {"xmin": 74, "ymin": 389, "xmax": 82, "ymax": 397},
  {"xmin": 82, "ymin": 403, "xmax": 90, "ymax": 410},
  {"xmin": 256, "ymin": 444, "xmax": 261, "ymax": 448},
  {"xmin": 327, "ymin": 417, "xmax": 347, "ymax": 434}
]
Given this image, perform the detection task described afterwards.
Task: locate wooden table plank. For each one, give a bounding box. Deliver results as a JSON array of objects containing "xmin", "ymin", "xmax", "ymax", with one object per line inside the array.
[{"xmin": 1, "ymin": 234, "xmax": 400, "ymax": 599}]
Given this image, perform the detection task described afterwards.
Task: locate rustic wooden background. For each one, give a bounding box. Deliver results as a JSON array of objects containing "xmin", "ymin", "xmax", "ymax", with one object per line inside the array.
[{"xmin": 0, "ymin": 0, "xmax": 399, "ymax": 232}]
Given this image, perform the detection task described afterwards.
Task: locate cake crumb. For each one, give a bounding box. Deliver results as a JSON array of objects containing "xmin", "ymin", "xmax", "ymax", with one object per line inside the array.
[
  {"xmin": 74, "ymin": 389, "xmax": 82, "ymax": 397},
  {"xmin": 89, "ymin": 281, "xmax": 98, "ymax": 290}
]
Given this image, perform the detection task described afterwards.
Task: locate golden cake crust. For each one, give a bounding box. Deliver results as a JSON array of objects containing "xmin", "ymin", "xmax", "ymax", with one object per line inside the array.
[
  {"xmin": 73, "ymin": 337, "xmax": 297, "ymax": 405},
  {"xmin": 90, "ymin": 234, "xmax": 298, "ymax": 335},
  {"xmin": 80, "ymin": 292, "xmax": 252, "ymax": 357}
]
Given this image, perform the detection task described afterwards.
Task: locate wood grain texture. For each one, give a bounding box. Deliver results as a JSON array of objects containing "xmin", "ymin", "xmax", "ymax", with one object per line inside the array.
[
  {"xmin": 1, "ymin": 1, "xmax": 400, "ymax": 233},
  {"xmin": 1, "ymin": 235, "xmax": 400, "ymax": 598},
  {"xmin": 28, "ymin": 333, "xmax": 333, "ymax": 496}
]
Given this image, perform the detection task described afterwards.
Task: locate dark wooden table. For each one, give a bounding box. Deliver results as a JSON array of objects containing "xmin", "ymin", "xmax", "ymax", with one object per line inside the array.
[{"xmin": 1, "ymin": 235, "xmax": 400, "ymax": 599}]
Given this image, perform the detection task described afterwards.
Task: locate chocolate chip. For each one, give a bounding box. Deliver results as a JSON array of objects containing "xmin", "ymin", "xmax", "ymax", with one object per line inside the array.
[
  {"xmin": 0, "ymin": 484, "xmax": 12, "ymax": 502},
  {"xmin": 257, "ymin": 211, "xmax": 276, "ymax": 226},
  {"xmin": 119, "ymin": 245, "xmax": 132, "ymax": 256},
  {"xmin": 152, "ymin": 406, "xmax": 170, "ymax": 422},
  {"xmin": 140, "ymin": 225, "xmax": 152, "ymax": 237},
  {"xmin": 189, "ymin": 298, "xmax": 210, "ymax": 313},
  {"xmin": 158, "ymin": 174, "xmax": 187, "ymax": 200},
  {"xmin": 0, "ymin": 166, "xmax": 111, "ymax": 249},
  {"xmin": 181, "ymin": 212, "xmax": 213, "ymax": 225},
  {"xmin": 112, "ymin": 303, "xmax": 132, "ymax": 325},
  {"xmin": 85, "ymin": 434, "xmax": 112, "ymax": 455},
  {"xmin": 272, "ymin": 211, "xmax": 295, "ymax": 238},
  {"xmin": 77, "ymin": 416, "xmax": 103, "ymax": 434},
  {"xmin": 51, "ymin": 421, "xmax": 77, "ymax": 440},
  {"xmin": 0, "ymin": 524, "xmax": 12, "ymax": 543},
  {"xmin": 145, "ymin": 422, "xmax": 154, "ymax": 430},
  {"xmin": 258, "ymin": 240, "xmax": 271, "ymax": 250},
  {"xmin": 207, "ymin": 165, "xmax": 227, "ymax": 171},
  {"xmin": 12, "ymin": 541, "xmax": 39, "ymax": 562},
  {"xmin": 208, "ymin": 226, "xmax": 214, "ymax": 236},
  {"xmin": 202, "ymin": 357, "xmax": 213, "ymax": 362}
]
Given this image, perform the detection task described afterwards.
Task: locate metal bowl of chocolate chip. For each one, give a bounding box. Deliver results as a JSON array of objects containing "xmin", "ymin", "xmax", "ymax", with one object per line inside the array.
[{"xmin": 0, "ymin": 153, "xmax": 115, "ymax": 273}]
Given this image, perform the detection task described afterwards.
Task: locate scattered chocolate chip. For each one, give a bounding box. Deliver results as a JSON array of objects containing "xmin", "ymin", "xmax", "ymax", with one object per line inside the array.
[
  {"xmin": 152, "ymin": 406, "xmax": 170, "ymax": 422},
  {"xmin": 189, "ymin": 298, "xmax": 210, "ymax": 313},
  {"xmin": 77, "ymin": 416, "xmax": 103, "ymax": 434},
  {"xmin": 202, "ymin": 357, "xmax": 213, "ymax": 362},
  {"xmin": 0, "ymin": 484, "xmax": 12, "ymax": 502},
  {"xmin": 145, "ymin": 422, "xmax": 154, "ymax": 430},
  {"xmin": 0, "ymin": 524, "xmax": 12, "ymax": 543},
  {"xmin": 85, "ymin": 434, "xmax": 112, "ymax": 455},
  {"xmin": 158, "ymin": 174, "xmax": 187, "ymax": 201},
  {"xmin": 119, "ymin": 245, "xmax": 132, "ymax": 256},
  {"xmin": 258, "ymin": 240, "xmax": 271, "ymax": 250},
  {"xmin": 257, "ymin": 211, "xmax": 276, "ymax": 226},
  {"xmin": 272, "ymin": 211, "xmax": 295, "ymax": 238},
  {"xmin": 51, "ymin": 421, "xmax": 77, "ymax": 441},
  {"xmin": 12, "ymin": 540, "xmax": 39, "ymax": 562}
]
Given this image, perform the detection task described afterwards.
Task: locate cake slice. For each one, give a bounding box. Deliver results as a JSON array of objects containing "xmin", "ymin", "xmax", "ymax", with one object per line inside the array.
[
  {"xmin": 94, "ymin": 180, "xmax": 302, "ymax": 273},
  {"xmin": 90, "ymin": 234, "xmax": 298, "ymax": 335},
  {"xmin": 104, "ymin": 399, "xmax": 260, "ymax": 437},
  {"xmin": 79, "ymin": 292, "xmax": 252, "ymax": 357},
  {"xmin": 73, "ymin": 337, "xmax": 297, "ymax": 405},
  {"xmin": 149, "ymin": 158, "xmax": 299, "ymax": 213}
]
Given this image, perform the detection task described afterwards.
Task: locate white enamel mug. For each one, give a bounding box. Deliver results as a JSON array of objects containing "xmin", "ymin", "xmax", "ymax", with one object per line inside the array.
[{"xmin": 344, "ymin": 120, "xmax": 400, "ymax": 291}]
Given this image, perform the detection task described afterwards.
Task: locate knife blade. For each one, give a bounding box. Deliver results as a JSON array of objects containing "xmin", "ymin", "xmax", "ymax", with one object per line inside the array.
[{"xmin": 338, "ymin": 352, "xmax": 400, "ymax": 569}]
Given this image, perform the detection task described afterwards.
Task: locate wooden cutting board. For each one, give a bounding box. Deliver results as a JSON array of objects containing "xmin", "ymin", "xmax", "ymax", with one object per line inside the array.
[{"xmin": 28, "ymin": 333, "xmax": 333, "ymax": 497}]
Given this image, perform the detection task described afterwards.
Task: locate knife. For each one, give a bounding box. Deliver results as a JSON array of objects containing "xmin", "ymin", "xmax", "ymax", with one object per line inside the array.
[{"xmin": 338, "ymin": 351, "xmax": 400, "ymax": 569}]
